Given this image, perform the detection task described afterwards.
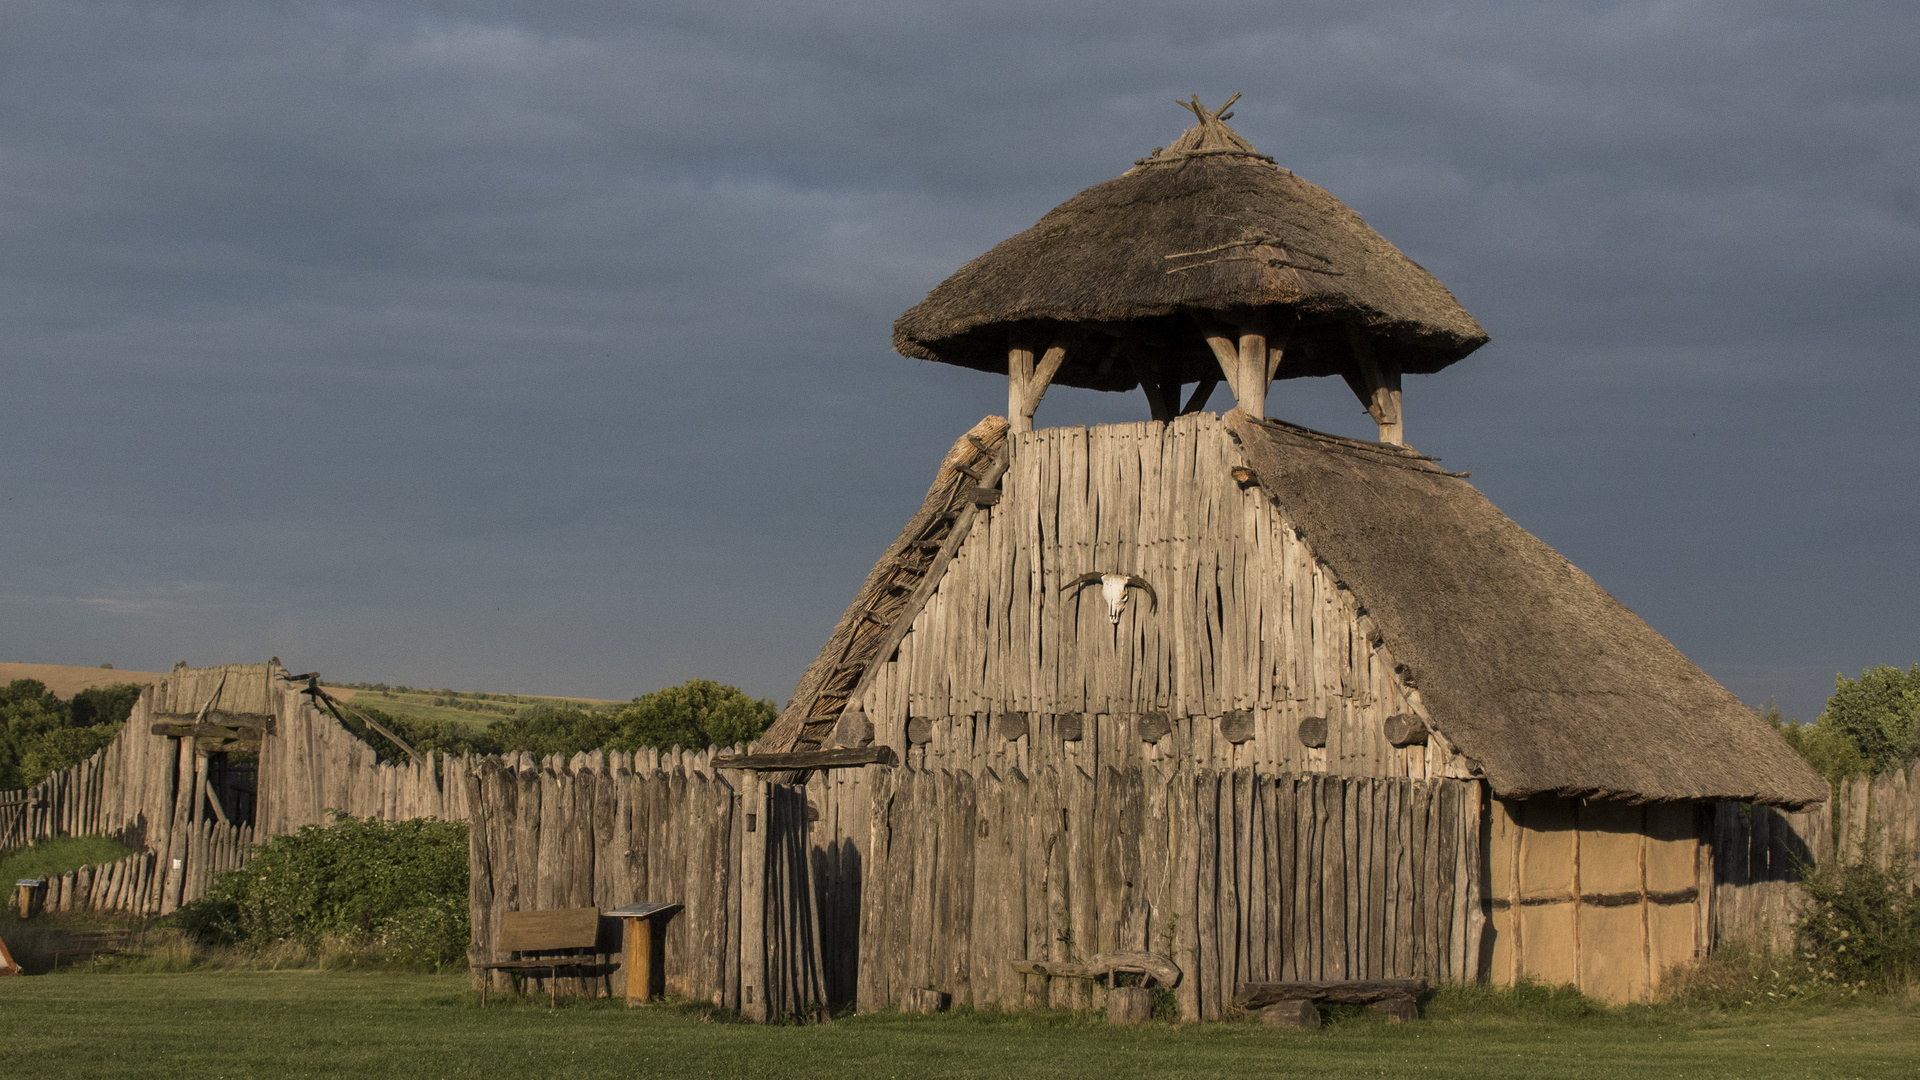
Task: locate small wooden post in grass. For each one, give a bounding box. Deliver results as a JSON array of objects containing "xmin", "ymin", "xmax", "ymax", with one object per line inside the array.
[
  {"xmin": 15, "ymin": 879, "xmax": 44, "ymax": 920},
  {"xmin": 608, "ymin": 902, "xmax": 681, "ymax": 1006}
]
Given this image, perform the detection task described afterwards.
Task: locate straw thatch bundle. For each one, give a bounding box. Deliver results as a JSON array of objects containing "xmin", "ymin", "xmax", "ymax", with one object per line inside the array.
[
  {"xmin": 894, "ymin": 96, "xmax": 1489, "ymax": 391},
  {"xmin": 1229, "ymin": 414, "xmax": 1828, "ymax": 808}
]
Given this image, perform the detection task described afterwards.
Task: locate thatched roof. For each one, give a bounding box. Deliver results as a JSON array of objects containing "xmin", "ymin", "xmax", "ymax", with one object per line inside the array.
[
  {"xmin": 1229, "ymin": 414, "xmax": 1828, "ymax": 808},
  {"xmin": 894, "ymin": 96, "xmax": 1489, "ymax": 391}
]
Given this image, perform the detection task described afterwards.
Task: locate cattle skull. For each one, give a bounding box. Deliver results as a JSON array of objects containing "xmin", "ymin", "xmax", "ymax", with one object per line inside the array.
[{"xmin": 1063, "ymin": 572, "xmax": 1158, "ymax": 625}]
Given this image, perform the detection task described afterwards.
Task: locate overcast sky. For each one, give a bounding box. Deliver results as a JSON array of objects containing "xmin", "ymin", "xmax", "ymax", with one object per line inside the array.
[{"xmin": 3, "ymin": 1, "xmax": 1915, "ymax": 721}]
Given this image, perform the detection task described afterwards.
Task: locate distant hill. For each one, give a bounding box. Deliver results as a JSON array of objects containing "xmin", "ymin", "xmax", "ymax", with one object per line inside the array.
[
  {"xmin": 0, "ymin": 662, "xmax": 166, "ymax": 699},
  {"xmin": 315, "ymin": 682, "xmax": 625, "ymax": 730}
]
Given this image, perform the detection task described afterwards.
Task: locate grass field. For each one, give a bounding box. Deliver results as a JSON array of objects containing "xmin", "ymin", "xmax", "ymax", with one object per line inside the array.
[
  {"xmin": 320, "ymin": 685, "xmax": 626, "ymax": 730},
  {"xmin": 2, "ymin": 971, "xmax": 1915, "ymax": 1079}
]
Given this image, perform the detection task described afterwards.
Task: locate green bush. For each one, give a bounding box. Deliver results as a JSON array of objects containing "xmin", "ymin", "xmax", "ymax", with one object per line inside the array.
[
  {"xmin": 481, "ymin": 680, "xmax": 775, "ymax": 758},
  {"xmin": 1794, "ymin": 825, "xmax": 1920, "ymax": 992},
  {"xmin": 0, "ymin": 679, "xmax": 143, "ymax": 790},
  {"xmin": 176, "ymin": 815, "xmax": 469, "ymax": 968}
]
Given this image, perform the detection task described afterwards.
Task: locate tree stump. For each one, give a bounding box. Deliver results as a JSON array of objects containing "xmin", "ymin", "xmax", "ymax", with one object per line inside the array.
[
  {"xmin": 1260, "ymin": 1000, "xmax": 1321, "ymax": 1028},
  {"xmin": 1107, "ymin": 986, "xmax": 1152, "ymax": 1025},
  {"xmin": 1368, "ymin": 996, "xmax": 1419, "ymax": 1023},
  {"xmin": 904, "ymin": 987, "xmax": 950, "ymax": 1014}
]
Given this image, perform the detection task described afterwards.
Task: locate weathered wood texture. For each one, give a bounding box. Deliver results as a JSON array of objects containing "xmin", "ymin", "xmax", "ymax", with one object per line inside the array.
[
  {"xmin": 460, "ymin": 751, "xmax": 826, "ymax": 1019},
  {"xmin": 849, "ymin": 415, "xmax": 1475, "ymax": 783},
  {"xmin": 848, "ymin": 764, "xmax": 1479, "ymax": 1017},
  {"xmin": 1710, "ymin": 763, "xmax": 1920, "ymax": 952}
]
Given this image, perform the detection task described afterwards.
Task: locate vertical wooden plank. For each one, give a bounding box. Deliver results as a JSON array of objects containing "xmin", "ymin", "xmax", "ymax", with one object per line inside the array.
[
  {"xmin": 1172, "ymin": 763, "xmax": 1200, "ymax": 1020},
  {"xmin": 1119, "ymin": 764, "xmax": 1147, "ymax": 955},
  {"xmin": 856, "ymin": 767, "xmax": 892, "ymax": 1013},
  {"xmin": 1439, "ymin": 780, "xmax": 1464, "ymax": 982},
  {"xmin": 1196, "ymin": 769, "xmax": 1221, "ymax": 1019},
  {"xmin": 1410, "ymin": 780, "xmax": 1431, "ymax": 977},
  {"xmin": 906, "ymin": 768, "xmax": 938, "ymax": 996},
  {"xmin": 1067, "ymin": 764, "xmax": 1097, "ymax": 1011},
  {"xmin": 739, "ymin": 773, "xmax": 767, "ymax": 1022}
]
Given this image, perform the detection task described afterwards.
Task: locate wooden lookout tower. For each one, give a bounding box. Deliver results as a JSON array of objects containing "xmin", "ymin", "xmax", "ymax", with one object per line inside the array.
[{"xmin": 754, "ymin": 98, "xmax": 1826, "ymax": 1011}]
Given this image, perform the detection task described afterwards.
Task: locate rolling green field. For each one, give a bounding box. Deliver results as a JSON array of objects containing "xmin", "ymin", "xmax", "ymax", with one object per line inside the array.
[
  {"xmin": 322, "ymin": 684, "xmax": 625, "ymax": 730},
  {"xmin": 3, "ymin": 971, "xmax": 1915, "ymax": 1079}
]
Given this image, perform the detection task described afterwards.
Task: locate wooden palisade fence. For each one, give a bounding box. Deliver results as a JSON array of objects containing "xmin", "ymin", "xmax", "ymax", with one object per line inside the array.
[{"xmin": 7, "ymin": 659, "xmax": 1920, "ymax": 1015}]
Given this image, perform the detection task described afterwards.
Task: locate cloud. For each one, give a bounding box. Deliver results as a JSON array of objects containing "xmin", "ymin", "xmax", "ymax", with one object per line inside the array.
[{"xmin": 0, "ymin": 0, "xmax": 1914, "ymax": 720}]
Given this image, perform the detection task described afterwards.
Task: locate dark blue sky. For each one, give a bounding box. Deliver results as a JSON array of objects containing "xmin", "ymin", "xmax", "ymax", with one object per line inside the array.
[{"xmin": 3, "ymin": 2, "xmax": 1915, "ymax": 721}]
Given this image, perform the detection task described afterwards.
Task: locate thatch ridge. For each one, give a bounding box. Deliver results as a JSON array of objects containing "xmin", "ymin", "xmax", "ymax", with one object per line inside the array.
[
  {"xmin": 894, "ymin": 99, "xmax": 1488, "ymax": 390},
  {"xmin": 1229, "ymin": 413, "xmax": 1828, "ymax": 808}
]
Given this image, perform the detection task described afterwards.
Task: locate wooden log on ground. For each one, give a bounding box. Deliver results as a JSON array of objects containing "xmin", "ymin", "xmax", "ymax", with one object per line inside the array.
[
  {"xmin": 1234, "ymin": 978, "xmax": 1428, "ymax": 1007},
  {"xmin": 904, "ymin": 986, "xmax": 950, "ymax": 1014},
  {"xmin": 1010, "ymin": 951, "xmax": 1181, "ymax": 987},
  {"xmin": 1369, "ymin": 996, "xmax": 1420, "ymax": 1023},
  {"xmin": 1260, "ymin": 999, "xmax": 1322, "ymax": 1028}
]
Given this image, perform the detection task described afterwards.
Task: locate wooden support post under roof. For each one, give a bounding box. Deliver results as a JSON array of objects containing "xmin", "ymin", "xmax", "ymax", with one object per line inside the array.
[
  {"xmin": 1200, "ymin": 316, "xmax": 1291, "ymax": 419},
  {"xmin": 1007, "ymin": 335, "xmax": 1068, "ymax": 433},
  {"xmin": 1346, "ymin": 327, "xmax": 1404, "ymax": 446}
]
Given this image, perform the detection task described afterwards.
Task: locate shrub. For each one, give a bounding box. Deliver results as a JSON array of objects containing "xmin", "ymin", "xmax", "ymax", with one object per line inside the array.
[
  {"xmin": 1794, "ymin": 825, "xmax": 1920, "ymax": 992},
  {"xmin": 176, "ymin": 815, "xmax": 469, "ymax": 968}
]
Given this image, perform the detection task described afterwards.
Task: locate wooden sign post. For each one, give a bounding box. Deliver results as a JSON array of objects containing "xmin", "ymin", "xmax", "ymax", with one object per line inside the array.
[{"xmin": 607, "ymin": 902, "xmax": 680, "ymax": 1006}]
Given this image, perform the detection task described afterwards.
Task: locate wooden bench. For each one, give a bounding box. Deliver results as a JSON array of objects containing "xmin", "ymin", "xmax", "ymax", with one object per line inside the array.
[
  {"xmin": 1234, "ymin": 979, "xmax": 1429, "ymax": 1027},
  {"xmin": 51, "ymin": 928, "xmax": 139, "ymax": 969},
  {"xmin": 474, "ymin": 908, "xmax": 609, "ymax": 1007}
]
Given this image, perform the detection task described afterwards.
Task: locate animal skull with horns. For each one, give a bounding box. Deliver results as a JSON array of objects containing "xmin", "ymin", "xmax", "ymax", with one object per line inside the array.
[{"xmin": 1063, "ymin": 572, "xmax": 1158, "ymax": 625}]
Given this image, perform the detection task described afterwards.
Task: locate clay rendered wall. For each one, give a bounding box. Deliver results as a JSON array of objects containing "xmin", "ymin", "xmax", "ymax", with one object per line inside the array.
[{"xmin": 1483, "ymin": 796, "xmax": 1709, "ymax": 1003}]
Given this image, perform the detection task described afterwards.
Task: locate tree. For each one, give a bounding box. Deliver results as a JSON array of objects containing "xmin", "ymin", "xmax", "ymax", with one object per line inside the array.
[
  {"xmin": 0, "ymin": 679, "xmax": 144, "ymax": 789},
  {"xmin": 609, "ymin": 680, "xmax": 776, "ymax": 753},
  {"xmin": 1817, "ymin": 665, "xmax": 1920, "ymax": 776}
]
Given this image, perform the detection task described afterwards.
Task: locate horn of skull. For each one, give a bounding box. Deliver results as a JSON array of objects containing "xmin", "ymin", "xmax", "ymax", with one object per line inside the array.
[{"xmin": 1062, "ymin": 572, "xmax": 1158, "ymax": 625}]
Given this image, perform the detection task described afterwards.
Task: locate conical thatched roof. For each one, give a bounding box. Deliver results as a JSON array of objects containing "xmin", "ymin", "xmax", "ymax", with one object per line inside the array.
[
  {"xmin": 1228, "ymin": 414, "xmax": 1829, "ymax": 808},
  {"xmin": 894, "ymin": 96, "xmax": 1490, "ymax": 391}
]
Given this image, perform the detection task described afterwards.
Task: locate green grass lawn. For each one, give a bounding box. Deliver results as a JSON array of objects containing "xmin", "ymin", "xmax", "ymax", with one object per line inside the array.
[
  {"xmin": 0, "ymin": 835, "xmax": 133, "ymax": 883},
  {"xmin": 2, "ymin": 970, "xmax": 1915, "ymax": 1079}
]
